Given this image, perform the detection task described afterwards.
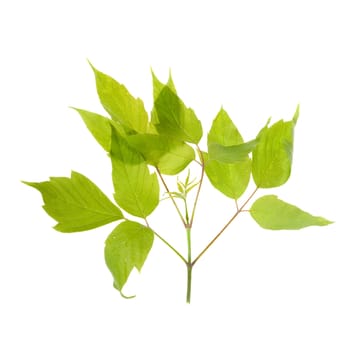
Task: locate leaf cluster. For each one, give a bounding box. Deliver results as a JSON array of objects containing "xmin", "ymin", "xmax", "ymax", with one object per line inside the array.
[{"xmin": 24, "ymin": 63, "xmax": 332, "ymax": 302}]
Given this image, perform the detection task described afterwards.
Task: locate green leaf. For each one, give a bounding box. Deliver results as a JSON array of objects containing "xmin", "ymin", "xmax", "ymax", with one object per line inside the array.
[
  {"xmin": 208, "ymin": 108, "xmax": 244, "ymax": 145},
  {"xmin": 23, "ymin": 171, "xmax": 123, "ymax": 232},
  {"xmin": 151, "ymin": 69, "xmax": 177, "ymax": 101},
  {"xmin": 250, "ymin": 195, "xmax": 333, "ymax": 230},
  {"xmin": 110, "ymin": 128, "xmax": 159, "ymax": 218},
  {"xmin": 208, "ymin": 140, "xmax": 258, "ymax": 163},
  {"xmin": 89, "ymin": 62, "xmax": 148, "ymax": 134},
  {"xmin": 104, "ymin": 220, "xmax": 154, "ymax": 298},
  {"xmin": 126, "ymin": 134, "xmax": 195, "ymax": 175},
  {"xmin": 152, "ymin": 86, "xmax": 202, "ymax": 144},
  {"xmin": 252, "ymin": 105, "xmax": 299, "ymax": 188},
  {"xmin": 72, "ymin": 108, "xmax": 112, "ymax": 151},
  {"xmin": 204, "ymin": 108, "xmax": 252, "ymax": 199},
  {"xmin": 204, "ymin": 152, "xmax": 251, "ymax": 199},
  {"xmin": 150, "ymin": 69, "xmax": 177, "ymax": 128}
]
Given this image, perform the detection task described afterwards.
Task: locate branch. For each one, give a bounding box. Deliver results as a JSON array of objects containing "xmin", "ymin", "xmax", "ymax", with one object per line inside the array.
[{"xmin": 192, "ymin": 187, "xmax": 259, "ymax": 266}]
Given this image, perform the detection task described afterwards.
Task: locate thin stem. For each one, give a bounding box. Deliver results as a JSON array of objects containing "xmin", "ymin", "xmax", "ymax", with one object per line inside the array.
[
  {"xmin": 192, "ymin": 187, "xmax": 259, "ymax": 266},
  {"xmin": 186, "ymin": 227, "xmax": 192, "ymax": 303},
  {"xmin": 189, "ymin": 146, "xmax": 205, "ymax": 227},
  {"xmin": 184, "ymin": 198, "xmax": 190, "ymax": 226},
  {"xmin": 192, "ymin": 210, "xmax": 239, "ymax": 267},
  {"xmin": 154, "ymin": 231, "xmax": 187, "ymax": 264},
  {"xmin": 186, "ymin": 263, "xmax": 192, "ymax": 303},
  {"xmin": 186, "ymin": 227, "xmax": 192, "ymax": 264},
  {"xmin": 144, "ymin": 217, "xmax": 187, "ymax": 264},
  {"xmin": 156, "ymin": 167, "xmax": 187, "ymax": 227}
]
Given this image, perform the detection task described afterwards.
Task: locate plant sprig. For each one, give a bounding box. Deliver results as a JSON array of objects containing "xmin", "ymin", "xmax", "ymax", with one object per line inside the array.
[{"xmin": 23, "ymin": 63, "xmax": 333, "ymax": 303}]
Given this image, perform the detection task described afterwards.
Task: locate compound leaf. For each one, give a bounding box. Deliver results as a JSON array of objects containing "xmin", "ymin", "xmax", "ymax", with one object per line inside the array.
[
  {"xmin": 110, "ymin": 128, "xmax": 159, "ymax": 218},
  {"xmin": 104, "ymin": 220, "xmax": 154, "ymax": 298},
  {"xmin": 23, "ymin": 171, "xmax": 123, "ymax": 232},
  {"xmin": 250, "ymin": 195, "xmax": 333, "ymax": 230}
]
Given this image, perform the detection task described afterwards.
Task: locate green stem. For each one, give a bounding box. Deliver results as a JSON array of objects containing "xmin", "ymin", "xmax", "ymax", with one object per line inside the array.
[
  {"xmin": 186, "ymin": 263, "xmax": 192, "ymax": 303},
  {"xmin": 144, "ymin": 218, "xmax": 187, "ymax": 264},
  {"xmin": 189, "ymin": 146, "xmax": 205, "ymax": 227},
  {"xmin": 156, "ymin": 167, "xmax": 186, "ymax": 227},
  {"xmin": 154, "ymin": 231, "xmax": 187, "ymax": 264},
  {"xmin": 186, "ymin": 226, "xmax": 192, "ymax": 303},
  {"xmin": 192, "ymin": 187, "xmax": 259, "ymax": 266}
]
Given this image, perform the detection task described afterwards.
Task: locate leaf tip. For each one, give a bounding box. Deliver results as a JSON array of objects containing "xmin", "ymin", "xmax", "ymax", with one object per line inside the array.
[
  {"xmin": 320, "ymin": 217, "xmax": 334, "ymax": 226},
  {"xmin": 22, "ymin": 180, "xmax": 38, "ymax": 189},
  {"xmin": 293, "ymin": 104, "xmax": 300, "ymax": 124},
  {"xmin": 150, "ymin": 66, "xmax": 156, "ymax": 78},
  {"xmin": 87, "ymin": 59, "xmax": 95, "ymax": 71}
]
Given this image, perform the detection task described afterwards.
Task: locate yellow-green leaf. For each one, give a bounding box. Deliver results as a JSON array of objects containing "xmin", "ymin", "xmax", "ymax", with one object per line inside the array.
[
  {"xmin": 23, "ymin": 171, "xmax": 123, "ymax": 232},
  {"xmin": 250, "ymin": 195, "xmax": 333, "ymax": 230},
  {"xmin": 104, "ymin": 220, "xmax": 154, "ymax": 298},
  {"xmin": 72, "ymin": 108, "xmax": 112, "ymax": 151},
  {"xmin": 252, "ymin": 105, "xmax": 299, "ymax": 188},
  {"xmin": 153, "ymin": 86, "xmax": 202, "ymax": 144},
  {"xmin": 110, "ymin": 128, "xmax": 159, "ymax": 218},
  {"xmin": 205, "ymin": 108, "xmax": 251, "ymax": 199},
  {"xmin": 126, "ymin": 134, "xmax": 195, "ymax": 175},
  {"xmin": 90, "ymin": 62, "xmax": 148, "ymax": 134}
]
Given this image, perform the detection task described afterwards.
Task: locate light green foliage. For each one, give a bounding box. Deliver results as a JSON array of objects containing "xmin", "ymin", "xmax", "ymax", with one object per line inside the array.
[
  {"xmin": 24, "ymin": 65, "xmax": 332, "ymax": 302},
  {"xmin": 164, "ymin": 170, "xmax": 199, "ymax": 202},
  {"xmin": 23, "ymin": 171, "xmax": 123, "ymax": 232},
  {"xmin": 105, "ymin": 220, "xmax": 154, "ymax": 297},
  {"xmin": 72, "ymin": 108, "xmax": 112, "ymax": 151},
  {"xmin": 90, "ymin": 62, "xmax": 148, "ymax": 134},
  {"xmin": 208, "ymin": 140, "xmax": 258, "ymax": 163},
  {"xmin": 111, "ymin": 128, "xmax": 159, "ymax": 218},
  {"xmin": 204, "ymin": 108, "xmax": 252, "ymax": 199},
  {"xmin": 250, "ymin": 195, "xmax": 332, "ymax": 229},
  {"xmin": 252, "ymin": 105, "xmax": 299, "ymax": 188},
  {"xmin": 126, "ymin": 134, "xmax": 195, "ymax": 175},
  {"xmin": 153, "ymin": 86, "xmax": 203, "ymax": 144},
  {"xmin": 151, "ymin": 69, "xmax": 177, "ymax": 100}
]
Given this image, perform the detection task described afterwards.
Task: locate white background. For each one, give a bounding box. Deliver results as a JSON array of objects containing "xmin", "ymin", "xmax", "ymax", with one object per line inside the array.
[{"xmin": 1, "ymin": 0, "xmax": 361, "ymax": 349}]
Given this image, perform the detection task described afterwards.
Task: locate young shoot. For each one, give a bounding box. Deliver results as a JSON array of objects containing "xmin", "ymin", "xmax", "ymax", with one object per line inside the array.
[{"xmin": 23, "ymin": 63, "xmax": 333, "ymax": 303}]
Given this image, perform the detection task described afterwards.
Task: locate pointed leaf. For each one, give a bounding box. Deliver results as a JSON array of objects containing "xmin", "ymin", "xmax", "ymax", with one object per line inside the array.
[
  {"xmin": 252, "ymin": 105, "xmax": 299, "ymax": 188},
  {"xmin": 204, "ymin": 109, "xmax": 251, "ymax": 199},
  {"xmin": 151, "ymin": 69, "xmax": 177, "ymax": 101},
  {"xmin": 177, "ymin": 181, "xmax": 184, "ymax": 194},
  {"xmin": 208, "ymin": 108, "xmax": 244, "ymax": 145},
  {"xmin": 72, "ymin": 108, "xmax": 112, "ymax": 151},
  {"xmin": 104, "ymin": 220, "xmax": 154, "ymax": 297},
  {"xmin": 150, "ymin": 69, "xmax": 177, "ymax": 128},
  {"xmin": 250, "ymin": 195, "xmax": 333, "ymax": 230},
  {"xmin": 23, "ymin": 171, "xmax": 123, "ymax": 232},
  {"xmin": 185, "ymin": 181, "xmax": 199, "ymax": 195},
  {"xmin": 153, "ymin": 86, "xmax": 202, "ymax": 144},
  {"xmin": 90, "ymin": 62, "xmax": 148, "ymax": 134},
  {"xmin": 111, "ymin": 128, "xmax": 159, "ymax": 218},
  {"xmin": 126, "ymin": 134, "xmax": 195, "ymax": 175}
]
